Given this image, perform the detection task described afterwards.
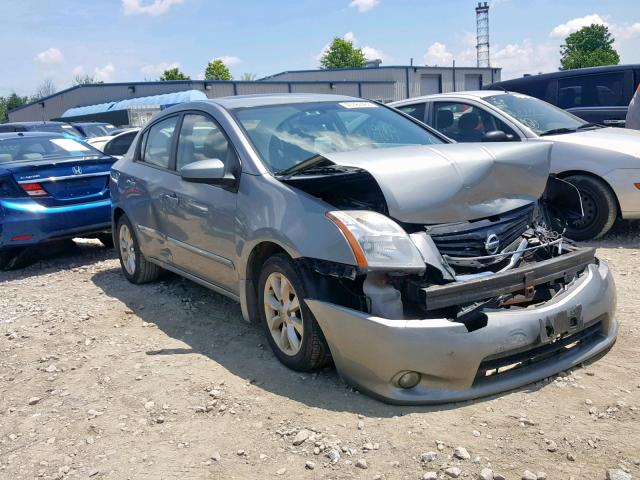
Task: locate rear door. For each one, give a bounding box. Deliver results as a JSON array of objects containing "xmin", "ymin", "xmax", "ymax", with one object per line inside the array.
[
  {"xmin": 118, "ymin": 115, "xmax": 180, "ymax": 262},
  {"xmin": 557, "ymin": 70, "xmax": 632, "ymax": 125},
  {"xmin": 160, "ymin": 112, "xmax": 239, "ymax": 292}
]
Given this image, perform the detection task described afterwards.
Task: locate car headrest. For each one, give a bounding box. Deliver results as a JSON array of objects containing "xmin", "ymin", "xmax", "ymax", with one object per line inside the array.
[
  {"xmin": 21, "ymin": 152, "xmax": 43, "ymax": 160},
  {"xmin": 458, "ymin": 112, "xmax": 480, "ymax": 131},
  {"xmin": 436, "ymin": 109, "xmax": 454, "ymax": 129},
  {"xmin": 0, "ymin": 153, "xmax": 13, "ymax": 162}
]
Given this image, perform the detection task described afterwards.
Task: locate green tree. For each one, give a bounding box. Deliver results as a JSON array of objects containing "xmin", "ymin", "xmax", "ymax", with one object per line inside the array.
[
  {"xmin": 560, "ymin": 24, "xmax": 620, "ymax": 70},
  {"xmin": 320, "ymin": 37, "xmax": 366, "ymax": 69},
  {"xmin": 73, "ymin": 74, "xmax": 104, "ymax": 85},
  {"xmin": 204, "ymin": 59, "xmax": 232, "ymax": 80},
  {"xmin": 0, "ymin": 92, "xmax": 29, "ymax": 121},
  {"xmin": 160, "ymin": 67, "xmax": 191, "ymax": 81}
]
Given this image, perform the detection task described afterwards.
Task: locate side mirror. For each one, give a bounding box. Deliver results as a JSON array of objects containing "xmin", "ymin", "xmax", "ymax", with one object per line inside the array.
[
  {"xmin": 481, "ymin": 130, "xmax": 509, "ymax": 142},
  {"xmin": 180, "ymin": 159, "xmax": 236, "ymax": 186}
]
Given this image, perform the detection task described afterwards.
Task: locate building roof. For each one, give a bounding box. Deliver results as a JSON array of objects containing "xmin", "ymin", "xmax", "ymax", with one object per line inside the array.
[
  {"xmin": 60, "ymin": 90, "xmax": 207, "ymax": 118},
  {"xmin": 209, "ymin": 93, "xmax": 361, "ymax": 109}
]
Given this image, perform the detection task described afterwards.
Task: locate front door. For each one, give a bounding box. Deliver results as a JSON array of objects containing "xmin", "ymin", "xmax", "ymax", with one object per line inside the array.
[
  {"xmin": 162, "ymin": 112, "xmax": 239, "ymax": 293},
  {"xmin": 421, "ymin": 75, "xmax": 441, "ymax": 95}
]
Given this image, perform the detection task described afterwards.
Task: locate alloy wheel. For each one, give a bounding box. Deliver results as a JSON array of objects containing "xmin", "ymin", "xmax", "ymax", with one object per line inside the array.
[
  {"xmin": 263, "ymin": 272, "xmax": 304, "ymax": 356},
  {"xmin": 119, "ymin": 224, "xmax": 136, "ymax": 275}
]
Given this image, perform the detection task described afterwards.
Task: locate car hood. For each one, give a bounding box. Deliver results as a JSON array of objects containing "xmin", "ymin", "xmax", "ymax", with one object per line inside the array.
[
  {"xmin": 547, "ymin": 127, "xmax": 640, "ymax": 159},
  {"xmin": 321, "ymin": 142, "xmax": 552, "ymax": 224}
]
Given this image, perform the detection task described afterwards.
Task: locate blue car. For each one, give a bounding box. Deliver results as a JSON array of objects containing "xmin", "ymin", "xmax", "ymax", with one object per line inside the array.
[{"xmin": 0, "ymin": 132, "xmax": 114, "ymax": 269}]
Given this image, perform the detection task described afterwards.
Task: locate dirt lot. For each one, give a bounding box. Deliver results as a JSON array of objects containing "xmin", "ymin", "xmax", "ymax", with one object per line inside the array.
[{"xmin": 1, "ymin": 222, "xmax": 639, "ymax": 480}]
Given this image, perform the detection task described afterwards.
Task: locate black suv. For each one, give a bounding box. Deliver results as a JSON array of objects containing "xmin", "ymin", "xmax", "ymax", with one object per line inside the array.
[
  {"xmin": 0, "ymin": 121, "xmax": 83, "ymax": 138},
  {"xmin": 487, "ymin": 64, "xmax": 640, "ymax": 127}
]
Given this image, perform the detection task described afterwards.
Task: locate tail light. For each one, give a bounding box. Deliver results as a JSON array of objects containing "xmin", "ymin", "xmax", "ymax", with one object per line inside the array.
[{"xmin": 20, "ymin": 182, "xmax": 49, "ymax": 197}]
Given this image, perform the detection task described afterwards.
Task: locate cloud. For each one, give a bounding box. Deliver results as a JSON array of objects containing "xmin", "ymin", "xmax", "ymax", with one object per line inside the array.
[
  {"xmin": 72, "ymin": 65, "xmax": 86, "ymax": 77},
  {"xmin": 94, "ymin": 64, "xmax": 115, "ymax": 82},
  {"xmin": 424, "ymin": 42, "xmax": 454, "ymax": 65},
  {"xmin": 550, "ymin": 14, "xmax": 609, "ymax": 38},
  {"xmin": 34, "ymin": 47, "xmax": 64, "ymax": 65},
  {"xmin": 492, "ymin": 40, "xmax": 558, "ymax": 79},
  {"xmin": 122, "ymin": 0, "xmax": 183, "ymax": 16},
  {"xmin": 349, "ymin": 0, "xmax": 379, "ymax": 13},
  {"xmin": 361, "ymin": 46, "xmax": 384, "ymax": 61},
  {"xmin": 141, "ymin": 61, "xmax": 181, "ymax": 76},
  {"xmin": 213, "ymin": 56, "xmax": 241, "ymax": 66}
]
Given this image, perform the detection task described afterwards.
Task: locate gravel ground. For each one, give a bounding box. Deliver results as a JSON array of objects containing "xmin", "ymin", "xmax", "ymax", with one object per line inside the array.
[{"xmin": 1, "ymin": 221, "xmax": 639, "ymax": 480}]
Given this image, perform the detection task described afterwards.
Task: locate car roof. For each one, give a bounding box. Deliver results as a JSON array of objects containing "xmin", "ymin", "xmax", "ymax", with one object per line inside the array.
[
  {"xmin": 0, "ymin": 131, "xmax": 65, "ymax": 140},
  {"xmin": 0, "ymin": 121, "xmax": 70, "ymax": 126},
  {"xmin": 391, "ymin": 90, "xmax": 508, "ymax": 105},
  {"xmin": 492, "ymin": 63, "xmax": 640, "ymax": 85},
  {"xmin": 71, "ymin": 121, "xmax": 111, "ymax": 126},
  {"xmin": 207, "ymin": 93, "xmax": 367, "ymax": 109}
]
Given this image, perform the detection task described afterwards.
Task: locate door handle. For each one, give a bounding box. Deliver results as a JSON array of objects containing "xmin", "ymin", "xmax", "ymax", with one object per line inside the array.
[
  {"xmin": 161, "ymin": 193, "xmax": 179, "ymax": 205},
  {"xmin": 125, "ymin": 178, "xmax": 137, "ymax": 186},
  {"xmin": 602, "ymin": 119, "xmax": 625, "ymax": 126}
]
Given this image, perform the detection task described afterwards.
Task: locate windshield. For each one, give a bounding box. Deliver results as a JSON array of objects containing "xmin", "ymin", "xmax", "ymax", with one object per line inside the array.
[
  {"xmin": 484, "ymin": 93, "xmax": 587, "ymax": 135},
  {"xmin": 84, "ymin": 124, "xmax": 117, "ymax": 138},
  {"xmin": 36, "ymin": 124, "xmax": 84, "ymax": 138},
  {"xmin": 0, "ymin": 136, "xmax": 104, "ymax": 164},
  {"xmin": 232, "ymin": 100, "xmax": 444, "ymax": 173}
]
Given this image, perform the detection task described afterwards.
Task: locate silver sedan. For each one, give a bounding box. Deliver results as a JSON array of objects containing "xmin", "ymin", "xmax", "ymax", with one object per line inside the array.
[{"xmin": 110, "ymin": 94, "xmax": 616, "ymax": 404}]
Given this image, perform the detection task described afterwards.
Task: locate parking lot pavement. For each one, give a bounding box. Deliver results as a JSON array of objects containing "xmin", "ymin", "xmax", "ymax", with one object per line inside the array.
[{"xmin": 1, "ymin": 223, "xmax": 639, "ymax": 480}]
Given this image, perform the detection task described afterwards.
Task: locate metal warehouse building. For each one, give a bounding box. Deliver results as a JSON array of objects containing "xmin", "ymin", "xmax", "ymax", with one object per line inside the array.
[{"xmin": 7, "ymin": 65, "xmax": 500, "ymax": 123}]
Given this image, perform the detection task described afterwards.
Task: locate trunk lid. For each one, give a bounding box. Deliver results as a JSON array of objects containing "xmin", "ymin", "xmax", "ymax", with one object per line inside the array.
[{"xmin": 6, "ymin": 157, "xmax": 114, "ymax": 206}]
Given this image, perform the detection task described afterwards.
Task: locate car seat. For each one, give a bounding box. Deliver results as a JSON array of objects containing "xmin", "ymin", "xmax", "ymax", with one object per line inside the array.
[{"xmin": 455, "ymin": 112, "xmax": 483, "ymax": 142}]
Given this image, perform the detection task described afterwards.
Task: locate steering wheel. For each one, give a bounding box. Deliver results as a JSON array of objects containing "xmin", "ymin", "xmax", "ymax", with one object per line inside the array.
[{"xmin": 267, "ymin": 118, "xmax": 316, "ymax": 171}]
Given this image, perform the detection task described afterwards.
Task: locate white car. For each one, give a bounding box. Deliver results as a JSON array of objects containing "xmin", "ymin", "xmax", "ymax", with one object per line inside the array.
[
  {"xmin": 87, "ymin": 128, "xmax": 139, "ymax": 159},
  {"xmin": 392, "ymin": 91, "xmax": 640, "ymax": 239}
]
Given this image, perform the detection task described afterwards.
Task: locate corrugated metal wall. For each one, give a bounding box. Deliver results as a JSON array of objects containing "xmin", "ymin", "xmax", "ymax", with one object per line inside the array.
[{"xmin": 7, "ymin": 66, "xmax": 501, "ymax": 122}]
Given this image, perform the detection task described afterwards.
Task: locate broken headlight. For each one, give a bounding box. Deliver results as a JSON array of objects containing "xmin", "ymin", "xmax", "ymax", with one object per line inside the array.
[{"xmin": 326, "ymin": 210, "xmax": 424, "ymax": 272}]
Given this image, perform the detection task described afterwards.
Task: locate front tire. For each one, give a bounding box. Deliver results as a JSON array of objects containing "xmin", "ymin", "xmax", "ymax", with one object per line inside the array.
[
  {"xmin": 257, "ymin": 253, "xmax": 331, "ymax": 371},
  {"xmin": 115, "ymin": 215, "xmax": 161, "ymax": 284},
  {"xmin": 564, "ymin": 175, "xmax": 617, "ymax": 241}
]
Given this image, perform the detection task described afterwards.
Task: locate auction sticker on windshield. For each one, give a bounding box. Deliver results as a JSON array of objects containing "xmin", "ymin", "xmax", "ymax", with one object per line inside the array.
[
  {"xmin": 339, "ymin": 101, "xmax": 378, "ymax": 109},
  {"xmin": 50, "ymin": 138, "xmax": 91, "ymax": 152}
]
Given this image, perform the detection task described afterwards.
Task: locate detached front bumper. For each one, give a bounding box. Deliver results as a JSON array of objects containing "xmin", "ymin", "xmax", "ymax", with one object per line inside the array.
[{"xmin": 306, "ymin": 260, "xmax": 617, "ymax": 405}]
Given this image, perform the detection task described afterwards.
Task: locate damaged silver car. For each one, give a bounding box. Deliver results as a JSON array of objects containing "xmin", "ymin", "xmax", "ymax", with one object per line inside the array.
[{"xmin": 110, "ymin": 94, "xmax": 617, "ymax": 404}]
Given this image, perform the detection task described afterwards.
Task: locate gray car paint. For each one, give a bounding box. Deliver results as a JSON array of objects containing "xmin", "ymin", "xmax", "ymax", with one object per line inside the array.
[
  {"xmin": 111, "ymin": 94, "xmax": 617, "ymax": 404},
  {"xmin": 324, "ymin": 142, "xmax": 552, "ymax": 224}
]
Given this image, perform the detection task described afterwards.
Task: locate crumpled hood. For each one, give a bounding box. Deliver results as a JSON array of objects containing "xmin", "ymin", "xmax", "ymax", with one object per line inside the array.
[
  {"xmin": 547, "ymin": 127, "xmax": 640, "ymax": 160},
  {"xmin": 322, "ymin": 142, "xmax": 552, "ymax": 224}
]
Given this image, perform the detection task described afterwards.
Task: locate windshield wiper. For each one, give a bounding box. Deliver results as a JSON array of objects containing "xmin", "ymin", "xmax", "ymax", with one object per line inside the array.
[
  {"xmin": 539, "ymin": 127, "xmax": 577, "ymax": 137},
  {"xmin": 276, "ymin": 154, "xmax": 332, "ymax": 179},
  {"xmin": 576, "ymin": 122, "xmax": 605, "ymax": 130}
]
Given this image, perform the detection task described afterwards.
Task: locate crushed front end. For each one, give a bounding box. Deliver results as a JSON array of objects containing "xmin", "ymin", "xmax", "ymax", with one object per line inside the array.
[{"xmin": 282, "ymin": 143, "xmax": 618, "ymax": 404}]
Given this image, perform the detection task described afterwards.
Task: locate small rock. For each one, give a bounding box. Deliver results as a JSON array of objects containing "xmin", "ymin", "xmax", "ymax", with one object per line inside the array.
[
  {"xmin": 326, "ymin": 449, "xmax": 340, "ymax": 464},
  {"xmin": 585, "ymin": 399, "xmax": 593, "ymax": 405},
  {"xmin": 444, "ymin": 466, "xmax": 461, "ymax": 478},
  {"xmin": 423, "ymin": 473, "xmax": 438, "ymax": 480},
  {"xmin": 292, "ymin": 429, "xmax": 311, "ymax": 446},
  {"xmin": 276, "ymin": 467, "xmax": 287, "ymax": 475},
  {"xmin": 537, "ymin": 473, "xmax": 547, "ymax": 480},
  {"xmin": 480, "ymin": 468, "xmax": 494, "ymax": 480},
  {"xmin": 357, "ymin": 420, "xmax": 365, "ymax": 430},
  {"xmin": 567, "ymin": 452, "xmax": 576, "ymax": 461},
  {"xmin": 522, "ymin": 471, "xmax": 538, "ymax": 480},
  {"xmin": 259, "ymin": 454, "xmax": 268, "ymax": 460},
  {"xmin": 606, "ymin": 470, "xmax": 632, "ymax": 480},
  {"xmin": 144, "ymin": 401, "xmax": 155, "ymax": 410},
  {"xmin": 453, "ymin": 446, "xmax": 471, "ymax": 460},
  {"xmin": 545, "ymin": 439, "xmax": 558, "ymax": 452},
  {"xmin": 28, "ymin": 397, "xmax": 41, "ymax": 406},
  {"xmin": 355, "ymin": 459, "xmax": 368, "ymax": 469},
  {"xmin": 420, "ymin": 451, "xmax": 437, "ymax": 462},
  {"xmin": 236, "ymin": 449, "xmax": 245, "ymax": 456},
  {"xmin": 305, "ymin": 461, "xmax": 315, "ymax": 470},
  {"xmin": 472, "ymin": 430, "xmax": 481, "ymax": 437},
  {"xmin": 211, "ymin": 451, "xmax": 221, "ymax": 462},
  {"xmin": 45, "ymin": 364, "xmax": 57, "ymax": 373}
]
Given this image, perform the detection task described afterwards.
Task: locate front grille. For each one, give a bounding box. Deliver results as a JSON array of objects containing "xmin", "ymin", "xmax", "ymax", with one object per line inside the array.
[
  {"xmin": 427, "ymin": 204, "xmax": 534, "ymax": 258},
  {"xmin": 475, "ymin": 321, "xmax": 603, "ymax": 382}
]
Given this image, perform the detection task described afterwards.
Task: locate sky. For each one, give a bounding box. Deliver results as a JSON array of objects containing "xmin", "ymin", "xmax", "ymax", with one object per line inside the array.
[{"xmin": 1, "ymin": 0, "xmax": 639, "ymax": 96}]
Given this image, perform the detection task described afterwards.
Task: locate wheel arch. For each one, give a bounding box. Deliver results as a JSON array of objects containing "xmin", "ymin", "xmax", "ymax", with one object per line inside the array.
[{"xmin": 555, "ymin": 170, "xmax": 621, "ymax": 219}]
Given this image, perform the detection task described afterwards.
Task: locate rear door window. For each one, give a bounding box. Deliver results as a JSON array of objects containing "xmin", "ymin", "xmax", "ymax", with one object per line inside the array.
[
  {"xmin": 558, "ymin": 72, "xmax": 626, "ymax": 108},
  {"xmin": 433, "ymin": 101, "xmax": 518, "ymax": 142},
  {"xmin": 141, "ymin": 116, "xmax": 178, "ymax": 169}
]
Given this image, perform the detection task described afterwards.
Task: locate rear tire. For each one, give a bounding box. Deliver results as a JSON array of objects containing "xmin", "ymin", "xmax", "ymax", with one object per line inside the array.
[
  {"xmin": 564, "ymin": 175, "xmax": 617, "ymax": 241},
  {"xmin": 115, "ymin": 215, "xmax": 161, "ymax": 284},
  {"xmin": 0, "ymin": 249, "xmax": 25, "ymax": 270},
  {"xmin": 257, "ymin": 253, "xmax": 331, "ymax": 371}
]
